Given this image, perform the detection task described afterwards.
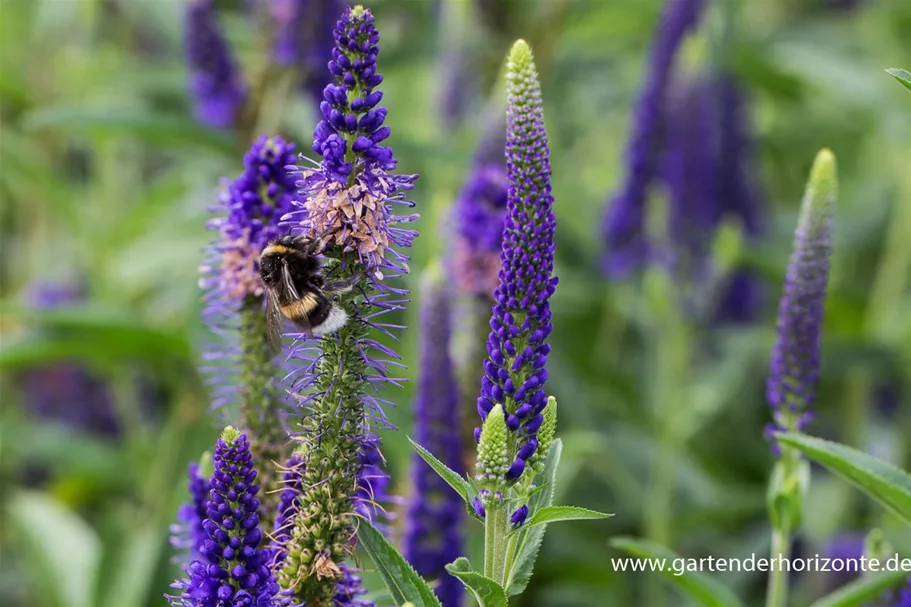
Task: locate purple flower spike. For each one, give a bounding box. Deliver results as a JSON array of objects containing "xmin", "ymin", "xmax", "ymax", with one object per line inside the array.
[
  {"xmin": 279, "ymin": 7, "xmax": 417, "ymax": 603},
  {"xmin": 454, "ymin": 162, "xmax": 509, "ymax": 298},
  {"xmin": 290, "ymin": 5, "xmax": 417, "ymax": 275},
  {"xmin": 601, "ymin": 0, "xmax": 704, "ymax": 275},
  {"xmin": 168, "ymin": 428, "xmax": 285, "ymax": 607},
  {"xmin": 170, "ymin": 461, "xmax": 212, "ymax": 562},
  {"xmin": 354, "ymin": 432, "xmax": 395, "ymax": 529},
  {"xmin": 203, "ymin": 136, "xmax": 299, "ymax": 305},
  {"xmin": 404, "ymin": 268, "xmax": 465, "ymax": 607},
  {"xmin": 184, "ymin": 0, "xmax": 247, "ymax": 129},
  {"xmin": 477, "ymin": 40, "xmax": 556, "ymax": 483},
  {"xmin": 767, "ymin": 150, "xmax": 837, "ymax": 447}
]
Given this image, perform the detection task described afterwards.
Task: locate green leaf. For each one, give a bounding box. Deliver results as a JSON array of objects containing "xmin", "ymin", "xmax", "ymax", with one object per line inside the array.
[
  {"xmin": 20, "ymin": 106, "xmax": 236, "ymax": 157},
  {"xmin": 0, "ymin": 306, "xmax": 193, "ymax": 369},
  {"xmin": 356, "ymin": 521, "xmax": 443, "ymax": 607},
  {"xmin": 522, "ymin": 505, "xmax": 612, "ymax": 529},
  {"xmin": 9, "ymin": 491, "xmax": 102, "ymax": 607},
  {"xmin": 610, "ymin": 538, "xmax": 746, "ymax": 607},
  {"xmin": 408, "ymin": 436, "xmax": 475, "ymax": 506},
  {"xmin": 808, "ymin": 570, "xmax": 910, "ymax": 607},
  {"xmin": 445, "ymin": 558, "xmax": 508, "ymax": 607},
  {"xmin": 777, "ymin": 433, "xmax": 911, "ymax": 525},
  {"xmin": 886, "ymin": 68, "xmax": 911, "ymax": 94},
  {"xmin": 505, "ymin": 438, "xmax": 561, "ymax": 596},
  {"xmin": 100, "ymin": 527, "xmax": 164, "ymax": 607}
]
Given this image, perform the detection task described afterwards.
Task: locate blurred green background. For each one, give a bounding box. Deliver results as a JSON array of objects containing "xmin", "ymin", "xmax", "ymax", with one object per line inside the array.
[{"xmin": 2, "ymin": 0, "xmax": 910, "ymax": 606}]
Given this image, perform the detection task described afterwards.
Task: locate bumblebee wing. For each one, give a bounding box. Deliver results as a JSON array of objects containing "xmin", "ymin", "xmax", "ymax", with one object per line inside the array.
[
  {"xmin": 281, "ymin": 259, "xmax": 301, "ymax": 300},
  {"xmin": 265, "ymin": 290, "xmax": 285, "ymax": 355}
]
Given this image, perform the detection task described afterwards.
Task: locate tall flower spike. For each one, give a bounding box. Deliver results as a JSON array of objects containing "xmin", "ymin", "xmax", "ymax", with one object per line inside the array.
[
  {"xmin": 168, "ymin": 428, "xmax": 285, "ymax": 607},
  {"xmin": 200, "ymin": 135, "xmax": 300, "ymax": 527},
  {"xmin": 280, "ymin": 6, "xmax": 417, "ymax": 604},
  {"xmin": 601, "ymin": 0, "xmax": 704, "ymax": 275},
  {"xmin": 185, "ymin": 0, "xmax": 247, "ymax": 129},
  {"xmin": 476, "ymin": 39, "xmax": 556, "ymax": 484},
  {"xmin": 766, "ymin": 149, "xmax": 836, "ymax": 445},
  {"xmin": 404, "ymin": 266, "xmax": 465, "ymax": 607},
  {"xmin": 269, "ymin": 454, "xmax": 374, "ymax": 607},
  {"xmin": 170, "ymin": 456, "xmax": 213, "ymax": 562}
]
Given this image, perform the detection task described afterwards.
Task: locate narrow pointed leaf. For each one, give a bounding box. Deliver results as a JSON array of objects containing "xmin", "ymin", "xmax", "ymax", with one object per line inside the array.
[
  {"xmin": 356, "ymin": 520, "xmax": 443, "ymax": 607},
  {"xmin": 445, "ymin": 558, "xmax": 508, "ymax": 607},
  {"xmin": 505, "ymin": 438, "xmax": 562, "ymax": 596},
  {"xmin": 886, "ymin": 68, "xmax": 911, "ymax": 94},
  {"xmin": 808, "ymin": 570, "xmax": 910, "ymax": 607},
  {"xmin": 408, "ymin": 436, "xmax": 475, "ymax": 506},
  {"xmin": 777, "ymin": 433, "xmax": 911, "ymax": 524},
  {"xmin": 523, "ymin": 505, "xmax": 613, "ymax": 529},
  {"xmin": 9, "ymin": 491, "xmax": 102, "ymax": 607},
  {"xmin": 610, "ymin": 538, "xmax": 746, "ymax": 607}
]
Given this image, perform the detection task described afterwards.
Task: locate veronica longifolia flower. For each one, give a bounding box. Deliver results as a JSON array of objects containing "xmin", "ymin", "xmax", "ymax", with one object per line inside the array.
[
  {"xmin": 601, "ymin": 0, "xmax": 704, "ymax": 275},
  {"xmin": 269, "ymin": 455, "xmax": 374, "ymax": 607},
  {"xmin": 169, "ymin": 428, "xmax": 285, "ymax": 607},
  {"xmin": 475, "ymin": 39, "xmax": 556, "ymax": 484},
  {"xmin": 404, "ymin": 268, "xmax": 465, "ymax": 607},
  {"xmin": 454, "ymin": 162, "xmax": 509, "ymax": 298},
  {"xmin": 279, "ymin": 6, "xmax": 416, "ymax": 603},
  {"xmin": 184, "ymin": 0, "xmax": 247, "ymax": 129},
  {"xmin": 766, "ymin": 150, "xmax": 836, "ymax": 445},
  {"xmin": 200, "ymin": 135, "xmax": 299, "ymax": 523},
  {"xmin": 170, "ymin": 460, "xmax": 212, "ymax": 562}
]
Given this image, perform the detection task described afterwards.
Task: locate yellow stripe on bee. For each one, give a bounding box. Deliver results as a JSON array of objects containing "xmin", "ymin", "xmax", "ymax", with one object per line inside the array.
[
  {"xmin": 281, "ymin": 292, "xmax": 318, "ymax": 318},
  {"xmin": 262, "ymin": 244, "xmax": 293, "ymax": 257}
]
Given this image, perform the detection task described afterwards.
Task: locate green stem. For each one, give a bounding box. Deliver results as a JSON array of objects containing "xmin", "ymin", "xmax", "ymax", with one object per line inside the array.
[
  {"xmin": 484, "ymin": 505, "xmax": 511, "ymax": 584},
  {"xmin": 766, "ymin": 527, "xmax": 792, "ymax": 607},
  {"xmin": 643, "ymin": 274, "xmax": 689, "ymax": 607}
]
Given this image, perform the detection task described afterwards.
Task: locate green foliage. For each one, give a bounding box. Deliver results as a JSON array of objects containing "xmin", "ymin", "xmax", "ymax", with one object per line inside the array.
[
  {"xmin": 505, "ymin": 439, "xmax": 562, "ymax": 596},
  {"xmin": 356, "ymin": 521, "xmax": 443, "ymax": 607},
  {"xmin": 778, "ymin": 433, "xmax": 911, "ymax": 525},
  {"xmin": 886, "ymin": 68, "xmax": 911, "ymax": 94},
  {"xmin": 445, "ymin": 558, "xmax": 509, "ymax": 607},
  {"xmin": 520, "ymin": 505, "xmax": 613, "ymax": 530},
  {"xmin": 610, "ymin": 538, "xmax": 747, "ymax": 607},
  {"xmin": 408, "ymin": 436, "xmax": 477, "ymax": 509},
  {"xmin": 807, "ymin": 571, "xmax": 911, "ymax": 607}
]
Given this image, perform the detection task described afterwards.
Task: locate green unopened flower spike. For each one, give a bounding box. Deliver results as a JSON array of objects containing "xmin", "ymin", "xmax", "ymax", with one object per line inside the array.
[
  {"xmin": 528, "ymin": 396, "xmax": 557, "ymax": 475},
  {"xmin": 475, "ymin": 404, "xmax": 510, "ymax": 489}
]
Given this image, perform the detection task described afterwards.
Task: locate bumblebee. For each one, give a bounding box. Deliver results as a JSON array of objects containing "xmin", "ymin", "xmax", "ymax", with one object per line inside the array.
[{"xmin": 259, "ymin": 235, "xmax": 359, "ymax": 354}]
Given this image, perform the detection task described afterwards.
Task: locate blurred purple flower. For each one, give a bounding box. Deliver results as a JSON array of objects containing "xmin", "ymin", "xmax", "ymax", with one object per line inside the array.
[
  {"xmin": 270, "ymin": 0, "xmax": 343, "ymax": 107},
  {"xmin": 404, "ymin": 270, "xmax": 465, "ymax": 607},
  {"xmin": 657, "ymin": 74, "xmax": 765, "ymax": 322},
  {"xmin": 601, "ymin": 0, "xmax": 704, "ymax": 276},
  {"xmin": 18, "ymin": 283, "xmax": 120, "ymax": 438},
  {"xmin": 184, "ymin": 0, "xmax": 247, "ymax": 129},
  {"xmin": 476, "ymin": 40, "xmax": 556, "ymax": 482},
  {"xmin": 170, "ymin": 462, "xmax": 211, "ymax": 563},
  {"xmin": 454, "ymin": 162, "xmax": 509, "ymax": 298}
]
